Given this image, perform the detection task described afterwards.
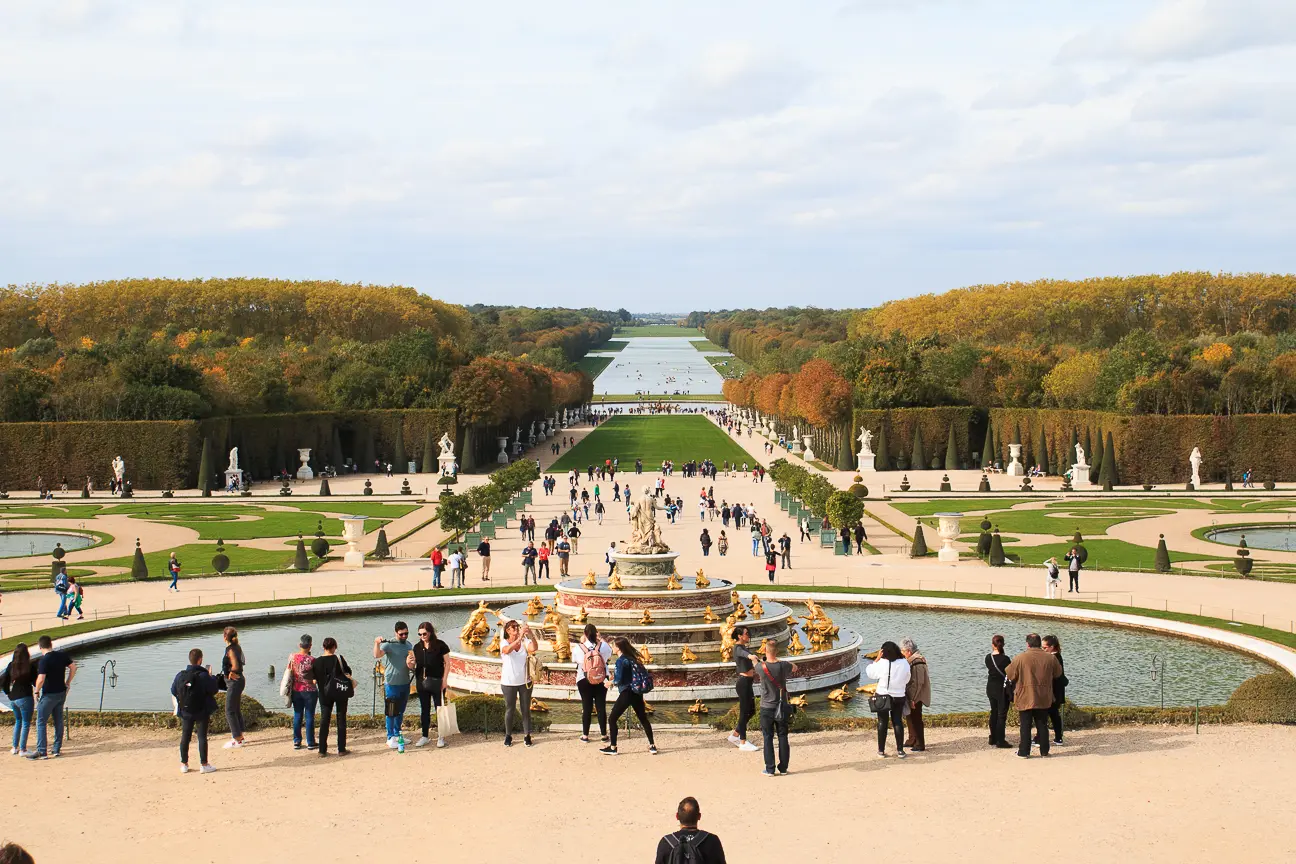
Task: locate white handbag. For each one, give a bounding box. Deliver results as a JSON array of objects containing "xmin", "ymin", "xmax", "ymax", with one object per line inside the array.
[
  {"xmin": 279, "ymin": 665, "xmax": 294, "ymax": 708},
  {"xmin": 437, "ymin": 700, "xmax": 459, "ymax": 737}
]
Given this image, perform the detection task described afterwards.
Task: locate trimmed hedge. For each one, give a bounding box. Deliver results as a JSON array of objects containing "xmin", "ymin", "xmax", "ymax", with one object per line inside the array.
[
  {"xmin": 852, "ymin": 408, "xmax": 978, "ymax": 471},
  {"xmin": 1224, "ymin": 673, "xmax": 1296, "ymax": 723}
]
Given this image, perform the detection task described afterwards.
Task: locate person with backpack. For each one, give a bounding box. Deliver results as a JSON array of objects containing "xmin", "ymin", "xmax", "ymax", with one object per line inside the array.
[
  {"xmin": 476, "ymin": 538, "xmax": 491, "ymax": 582},
  {"xmin": 66, "ymin": 576, "xmax": 85, "ymax": 620},
  {"xmin": 310, "ymin": 637, "xmax": 354, "ymax": 756},
  {"xmin": 53, "ymin": 568, "xmax": 70, "ymax": 619},
  {"xmin": 1044, "ymin": 556, "xmax": 1061, "ymax": 599},
  {"xmin": 654, "ymin": 797, "xmax": 727, "ymax": 864},
  {"xmin": 865, "ymin": 641, "xmax": 911, "ymax": 759},
  {"xmin": 763, "ymin": 547, "xmax": 777, "ymax": 583},
  {"xmin": 522, "ymin": 542, "xmax": 538, "ymax": 585},
  {"xmin": 167, "ymin": 552, "xmax": 182, "ymax": 591},
  {"xmin": 756, "ymin": 638, "xmax": 799, "ymax": 776},
  {"xmin": 985, "ymin": 634, "xmax": 1013, "ymax": 749},
  {"xmin": 430, "ymin": 546, "xmax": 445, "ymax": 589},
  {"xmin": 170, "ymin": 647, "xmax": 220, "ymax": 774},
  {"xmin": 600, "ymin": 637, "xmax": 657, "ymax": 756},
  {"xmin": 575, "ymin": 623, "xmax": 612, "ymax": 743}
]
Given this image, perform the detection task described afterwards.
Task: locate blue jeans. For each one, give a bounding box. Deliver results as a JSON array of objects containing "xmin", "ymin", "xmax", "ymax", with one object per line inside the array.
[
  {"xmin": 35, "ymin": 691, "xmax": 67, "ymax": 756},
  {"xmin": 56, "ymin": 592, "xmax": 69, "ymax": 617},
  {"xmin": 752, "ymin": 537, "xmax": 760, "ymax": 555},
  {"xmin": 432, "ymin": 564, "xmax": 443, "ymax": 588},
  {"xmin": 170, "ymin": 569, "xmax": 179, "ymax": 589},
  {"xmin": 291, "ymin": 690, "xmax": 318, "ymax": 747},
  {"xmin": 10, "ymin": 696, "xmax": 34, "ymax": 752},
  {"xmin": 384, "ymin": 685, "xmax": 409, "ymax": 739}
]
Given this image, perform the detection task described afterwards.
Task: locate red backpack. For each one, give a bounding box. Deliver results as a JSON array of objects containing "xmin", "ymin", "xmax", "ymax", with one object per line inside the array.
[{"xmin": 582, "ymin": 642, "xmax": 607, "ymax": 685}]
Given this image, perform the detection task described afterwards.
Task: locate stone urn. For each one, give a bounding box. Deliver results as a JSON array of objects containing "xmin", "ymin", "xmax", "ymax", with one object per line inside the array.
[
  {"xmin": 497, "ymin": 437, "xmax": 510, "ymax": 464},
  {"xmin": 296, "ymin": 448, "xmax": 314, "ymax": 481},
  {"xmin": 803, "ymin": 436, "xmax": 816, "ymax": 462},
  {"xmin": 1006, "ymin": 443, "xmax": 1024, "ymax": 476},
  {"xmin": 935, "ymin": 512, "xmax": 963, "ymax": 563},
  {"xmin": 341, "ymin": 516, "xmax": 366, "ymax": 567}
]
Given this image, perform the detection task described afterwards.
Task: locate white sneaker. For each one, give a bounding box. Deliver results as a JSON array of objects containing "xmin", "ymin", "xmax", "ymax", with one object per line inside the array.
[
  {"xmin": 436, "ymin": 738, "xmax": 447, "ymax": 749},
  {"xmin": 387, "ymin": 737, "xmax": 399, "ymax": 749},
  {"xmin": 200, "ymin": 764, "xmax": 217, "ymax": 774},
  {"xmin": 9, "ymin": 747, "xmax": 16, "ymax": 755},
  {"xmin": 415, "ymin": 736, "xmax": 431, "ymax": 748},
  {"xmin": 222, "ymin": 740, "xmax": 242, "ymax": 749},
  {"xmin": 726, "ymin": 733, "xmax": 741, "ymax": 746},
  {"xmin": 738, "ymin": 741, "xmax": 759, "ymax": 752},
  {"xmin": 180, "ymin": 764, "xmax": 190, "ymax": 774}
]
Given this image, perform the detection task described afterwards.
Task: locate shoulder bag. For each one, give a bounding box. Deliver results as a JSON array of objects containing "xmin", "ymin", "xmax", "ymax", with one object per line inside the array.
[
  {"xmin": 327, "ymin": 655, "xmax": 356, "ymax": 700},
  {"xmin": 760, "ymin": 662, "xmax": 796, "ymax": 722},
  {"xmin": 867, "ymin": 662, "xmax": 894, "ymax": 713},
  {"xmin": 990, "ymin": 653, "xmax": 1014, "ymax": 702}
]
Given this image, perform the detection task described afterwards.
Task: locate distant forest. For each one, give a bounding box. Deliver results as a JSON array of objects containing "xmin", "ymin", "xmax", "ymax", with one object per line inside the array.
[{"xmin": 692, "ymin": 273, "xmax": 1296, "ymax": 415}]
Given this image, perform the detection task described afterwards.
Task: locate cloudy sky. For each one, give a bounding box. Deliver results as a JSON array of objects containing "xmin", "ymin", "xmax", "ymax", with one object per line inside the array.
[{"xmin": 2, "ymin": 0, "xmax": 1293, "ymax": 311}]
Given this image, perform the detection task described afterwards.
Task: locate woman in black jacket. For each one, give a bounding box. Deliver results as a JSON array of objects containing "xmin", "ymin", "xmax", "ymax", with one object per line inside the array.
[
  {"xmin": 984, "ymin": 634, "xmax": 1013, "ymax": 748},
  {"xmin": 1041, "ymin": 635, "xmax": 1066, "ymax": 745},
  {"xmin": 310, "ymin": 637, "xmax": 353, "ymax": 756}
]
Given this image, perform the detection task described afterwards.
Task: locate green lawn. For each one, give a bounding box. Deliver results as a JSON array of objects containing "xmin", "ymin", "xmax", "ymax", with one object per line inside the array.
[
  {"xmin": 893, "ymin": 498, "xmax": 1041, "ymax": 517},
  {"xmin": 1002, "ymin": 538, "xmax": 1224, "ymax": 571},
  {"xmin": 689, "ymin": 339, "xmax": 725, "ymax": 352},
  {"xmin": 549, "ymin": 415, "xmax": 758, "ymax": 472},
  {"xmin": 598, "ymin": 340, "xmax": 629, "ymax": 352},
  {"xmin": 577, "ymin": 356, "xmax": 614, "ymax": 378},
  {"xmin": 612, "ymin": 325, "xmax": 697, "ymax": 337},
  {"xmin": 85, "ymin": 541, "xmax": 315, "ymax": 577},
  {"xmin": 706, "ymin": 355, "xmax": 750, "ymax": 379},
  {"xmin": 283, "ymin": 501, "xmax": 420, "ymax": 519},
  {"xmin": 0, "ymin": 504, "xmax": 109, "ymax": 519},
  {"xmin": 593, "ymin": 393, "xmax": 721, "ymax": 402},
  {"xmin": 111, "ymin": 503, "xmax": 395, "ymax": 540}
]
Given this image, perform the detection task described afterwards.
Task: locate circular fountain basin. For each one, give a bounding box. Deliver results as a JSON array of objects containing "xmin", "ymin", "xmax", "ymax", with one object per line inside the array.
[{"xmin": 0, "ymin": 531, "xmax": 97, "ymax": 558}]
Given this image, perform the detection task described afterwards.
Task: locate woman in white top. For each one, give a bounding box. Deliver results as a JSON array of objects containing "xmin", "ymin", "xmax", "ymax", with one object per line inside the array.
[
  {"xmin": 575, "ymin": 623, "xmax": 614, "ymax": 743},
  {"xmin": 864, "ymin": 641, "xmax": 912, "ymax": 758},
  {"xmin": 498, "ymin": 619, "xmax": 538, "ymax": 747},
  {"xmin": 1044, "ymin": 557, "xmax": 1061, "ymax": 599}
]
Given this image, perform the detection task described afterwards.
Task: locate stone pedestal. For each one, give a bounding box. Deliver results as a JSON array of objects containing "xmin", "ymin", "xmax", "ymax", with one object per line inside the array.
[
  {"xmin": 803, "ymin": 436, "xmax": 816, "ymax": 462},
  {"xmin": 1071, "ymin": 462, "xmax": 1091, "ymax": 489},
  {"xmin": 936, "ymin": 512, "xmax": 962, "ymax": 562},
  {"xmin": 439, "ymin": 453, "xmax": 457, "ymax": 476},
  {"xmin": 790, "ymin": 439, "xmax": 803, "ymax": 454},
  {"xmin": 1006, "ymin": 443, "xmax": 1024, "ymax": 476},
  {"xmin": 342, "ymin": 516, "xmax": 366, "ymax": 567},
  {"xmin": 296, "ymin": 448, "xmax": 314, "ymax": 481},
  {"xmin": 224, "ymin": 469, "xmax": 244, "ymax": 490},
  {"xmin": 857, "ymin": 454, "xmax": 875, "ymax": 472},
  {"xmin": 497, "ymin": 437, "xmax": 510, "ymax": 464}
]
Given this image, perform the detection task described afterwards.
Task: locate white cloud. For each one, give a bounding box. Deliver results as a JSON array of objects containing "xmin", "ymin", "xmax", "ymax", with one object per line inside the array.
[
  {"xmin": 647, "ymin": 43, "xmax": 812, "ymax": 129},
  {"xmin": 1060, "ymin": 0, "xmax": 1296, "ymax": 63}
]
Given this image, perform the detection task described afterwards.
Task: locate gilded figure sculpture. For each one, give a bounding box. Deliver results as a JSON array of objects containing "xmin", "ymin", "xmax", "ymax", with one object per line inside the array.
[
  {"xmin": 787, "ymin": 631, "xmax": 805, "ymax": 654},
  {"xmin": 530, "ymin": 697, "xmax": 550, "ymax": 712},
  {"xmin": 639, "ymin": 608, "xmax": 655, "ymax": 625},
  {"xmin": 694, "ymin": 569, "xmax": 710, "ymax": 588},
  {"xmin": 856, "ymin": 682, "xmax": 877, "ymax": 694},
  {"xmin": 582, "ymin": 571, "xmax": 598, "ymax": 588},
  {"xmin": 666, "ymin": 572, "xmax": 682, "ymax": 590},
  {"xmin": 733, "ymin": 602, "xmax": 747, "ymax": 621},
  {"xmin": 525, "ymin": 596, "xmax": 544, "ymax": 616},
  {"xmin": 702, "ymin": 605, "xmax": 719, "ymax": 623},
  {"xmin": 460, "ymin": 601, "xmax": 495, "ymax": 644},
  {"xmin": 788, "ymin": 694, "xmax": 808, "ymax": 709},
  {"xmin": 547, "ymin": 610, "xmax": 572, "ymax": 662},
  {"xmin": 687, "ymin": 699, "xmax": 708, "ymax": 715},
  {"xmin": 827, "ymin": 687, "xmax": 852, "ymax": 702},
  {"xmin": 730, "ymin": 590, "xmax": 740, "ymax": 607},
  {"xmin": 572, "ymin": 606, "xmax": 589, "ymax": 624},
  {"xmin": 749, "ymin": 595, "xmax": 764, "ymax": 617},
  {"xmin": 680, "ymin": 645, "xmax": 698, "ymax": 663},
  {"xmin": 486, "ymin": 632, "xmax": 501, "ymax": 654},
  {"xmin": 608, "ymin": 570, "xmax": 624, "ymax": 590},
  {"xmin": 638, "ymin": 644, "xmax": 654, "ymax": 664},
  {"xmin": 718, "ymin": 614, "xmax": 737, "ymax": 662}
]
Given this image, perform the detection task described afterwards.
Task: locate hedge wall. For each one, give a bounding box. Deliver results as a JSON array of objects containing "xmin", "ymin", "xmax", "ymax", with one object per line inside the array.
[
  {"xmin": 0, "ymin": 420, "xmax": 198, "ymax": 490},
  {"xmin": 988, "ymin": 409, "xmax": 1296, "ymax": 484},
  {"xmin": 852, "ymin": 407, "xmax": 979, "ymax": 470}
]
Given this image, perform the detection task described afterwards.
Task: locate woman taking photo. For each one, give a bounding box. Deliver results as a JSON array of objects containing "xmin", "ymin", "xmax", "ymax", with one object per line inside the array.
[
  {"xmin": 575, "ymin": 624, "xmax": 613, "ymax": 743},
  {"xmin": 1, "ymin": 643, "xmax": 38, "ymax": 756},
  {"xmin": 864, "ymin": 641, "xmax": 911, "ymax": 759},
  {"xmin": 287, "ymin": 634, "xmax": 318, "ymax": 751},
  {"xmin": 221, "ymin": 627, "xmax": 247, "ymax": 749},
  {"xmin": 499, "ymin": 619, "xmax": 538, "ymax": 747},
  {"xmin": 310, "ymin": 637, "xmax": 353, "ymax": 756},
  {"xmin": 413, "ymin": 622, "xmax": 452, "ymax": 749},
  {"xmin": 600, "ymin": 637, "xmax": 657, "ymax": 756},
  {"xmin": 985, "ymin": 634, "xmax": 1013, "ymax": 748}
]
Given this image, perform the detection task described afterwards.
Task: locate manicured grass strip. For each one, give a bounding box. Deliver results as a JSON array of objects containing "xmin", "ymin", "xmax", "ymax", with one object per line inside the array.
[
  {"xmin": 689, "ymin": 339, "xmax": 725, "ymax": 352},
  {"xmin": 705, "ymin": 354, "xmax": 750, "ymax": 378},
  {"xmin": 549, "ymin": 415, "xmax": 758, "ymax": 473},
  {"xmin": 1002, "ymin": 538, "xmax": 1224, "ymax": 572},
  {"xmin": 611, "ymin": 325, "xmax": 696, "ymax": 337},
  {"xmin": 0, "ymin": 504, "xmax": 109, "ymax": 519},
  {"xmin": 917, "ymin": 509, "xmax": 1168, "ymax": 537},
  {"xmin": 597, "ymin": 340, "xmax": 629, "ymax": 352},
  {"xmin": 280, "ymin": 502, "xmax": 421, "ymax": 519},
  {"xmin": 892, "ymin": 498, "xmax": 1041, "ymax": 517},
  {"xmin": 577, "ymin": 356, "xmax": 614, "ymax": 378},
  {"xmin": 128, "ymin": 509, "xmax": 393, "ymax": 540},
  {"xmin": 0, "ymin": 585, "xmax": 557, "ymax": 655},
  {"xmin": 593, "ymin": 393, "xmax": 721, "ymax": 402},
  {"xmin": 84, "ymin": 542, "xmax": 316, "ymax": 578}
]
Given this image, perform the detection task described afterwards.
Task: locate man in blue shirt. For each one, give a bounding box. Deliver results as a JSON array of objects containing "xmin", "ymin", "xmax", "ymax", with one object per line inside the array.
[
  {"xmin": 28, "ymin": 635, "xmax": 76, "ymax": 759},
  {"xmin": 372, "ymin": 622, "xmax": 414, "ymax": 748}
]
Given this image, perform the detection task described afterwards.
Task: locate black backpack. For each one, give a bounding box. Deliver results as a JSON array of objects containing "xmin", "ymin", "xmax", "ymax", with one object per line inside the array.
[
  {"xmin": 663, "ymin": 830, "xmax": 708, "ymax": 864},
  {"xmin": 178, "ymin": 669, "xmax": 207, "ymax": 715}
]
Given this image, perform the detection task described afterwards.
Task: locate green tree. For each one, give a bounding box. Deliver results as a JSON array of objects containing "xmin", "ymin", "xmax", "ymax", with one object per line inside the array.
[
  {"xmin": 1090, "ymin": 428, "xmax": 1105, "ymax": 484},
  {"xmin": 826, "ymin": 491, "xmax": 865, "ymax": 531},
  {"xmin": 422, "ymin": 428, "xmax": 436, "ymax": 474},
  {"xmin": 1037, "ymin": 427, "xmax": 1050, "ymax": 474},
  {"xmin": 131, "ymin": 539, "xmax": 149, "ymax": 580}
]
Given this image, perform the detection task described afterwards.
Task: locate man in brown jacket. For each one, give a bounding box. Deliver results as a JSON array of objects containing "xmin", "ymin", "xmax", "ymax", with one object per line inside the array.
[
  {"xmin": 901, "ymin": 637, "xmax": 930, "ymax": 752},
  {"xmin": 1005, "ymin": 633, "xmax": 1064, "ymax": 758}
]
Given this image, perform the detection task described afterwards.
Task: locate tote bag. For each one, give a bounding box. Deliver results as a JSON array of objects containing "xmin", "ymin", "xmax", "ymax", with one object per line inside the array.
[{"xmin": 437, "ymin": 699, "xmax": 460, "ymax": 737}]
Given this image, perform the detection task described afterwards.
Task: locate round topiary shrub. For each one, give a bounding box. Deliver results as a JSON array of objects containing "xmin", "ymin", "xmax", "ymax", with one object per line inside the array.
[
  {"xmin": 1264, "ymin": 479, "xmax": 1277, "ymax": 490},
  {"xmin": 848, "ymin": 483, "xmax": 868, "ymax": 499},
  {"xmin": 852, "ymin": 474, "xmax": 863, "ymax": 484},
  {"xmin": 211, "ymin": 538, "xmax": 230, "ymax": 575},
  {"xmin": 1225, "ymin": 673, "xmax": 1296, "ymax": 724},
  {"xmin": 210, "ymin": 693, "xmax": 269, "ymax": 734},
  {"xmin": 437, "ymin": 475, "xmax": 458, "ymax": 485},
  {"xmin": 363, "ymin": 479, "xmax": 374, "ymax": 496}
]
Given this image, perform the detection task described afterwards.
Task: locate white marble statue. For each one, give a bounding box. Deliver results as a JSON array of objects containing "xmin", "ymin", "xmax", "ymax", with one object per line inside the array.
[
  {"xmin": 858, "ymin": 427, "xmax": 874, "ymax": 457},
  {"xmin": 111, "ymin": 455, "xmax": 125, "ymax": 483},
  {"xmin": 1075, "ymin": 442, "xmax": 1085, "ymax": 465},
  {"xmin": 1189, "ymin": 447, "xmax": 1202, "ymax": 488},
  {"xmin": 626, "ymin": 487, "xmax": 670, "ymax": 554},
  {"xmin": 227, "ymin": 447, "xmax": 239, "ymax": 472},
  {"xmin": 438, "ymin": 433, "xmax": 455, "ymax": 457}
]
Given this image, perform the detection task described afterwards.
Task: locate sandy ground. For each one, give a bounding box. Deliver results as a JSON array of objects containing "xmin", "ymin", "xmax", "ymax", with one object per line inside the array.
[{"xmin": 3, "ymin": 724, "xmax": 1294, "ymax": 863}]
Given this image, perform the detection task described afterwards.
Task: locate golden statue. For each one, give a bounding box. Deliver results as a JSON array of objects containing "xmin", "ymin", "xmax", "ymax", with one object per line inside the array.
[
  {"xmin": 754, "ymin": 637, "xmax": 770, "ymax": 657},
  {"xmin": 525, "ymin": 596, "xmax": 544, "ymax": 616},
  {"xmin": 749, "ymin": 595, "xmax": 764, "ymax": 618},
  {"xmin": 827, "ymin": 687, "xmax": 852, "ymax": 703},
  {"xmin": 486, "ymin": 632, "xmax": 501, "ymax": 654},
  {"xmin": 702, "ymin": 605, "xmax": 719, "ymax": 623},
  {"xmin": 680, "ymin": 645, "xmax": 697, "ymax": 663},
  {"xmin": 718, "ymin": 614, "xmax": 737, "ymax": 663},
  {"xmin": 733, "ymin": 602, "xmax": 747, "ymax": 621},
  {"xmin": 863, "ymin": 649, "xmax": 880, "ymax": 661},
  {"xmin": 609, "ymin": 570, "xmax": 624, "ymax": 590},
  {"xmin": 644, "ymin": 702, "xmax": 654, "ymax": 714},
  {"xmin": 694, "ymin": 569, "xmax": 710, "ymax": 588},
  {"xmin": 460, "ymin": 601, "xmax": 494, "ymax": 643},
  {"xmin": 856, "ymin": 682, "xmax": 878, "ymax": 695},
  {"xmin": 687, "ymin": 699, "xmax": 708, "ymax": 715},
  {"xmin": 788, "ymin": 694, "xmax": 808, "ymax": 709},
  {"xmin": 730, "ymin": 590, "xmax": 740, "ymax": 607},
  {"xmin": 639, "ymin": 608, "xmax": 654, "ymax": 625},
  {"xmin": 788, "ymin": 631, "xmax": 805, "ymax": 654},
  {"xmin": 572, "ymin": 606, "xmax": 589, "ymax": 624},
  {"xmin": 530, "ymin": 697, "xmax": 550, "ymax": 712},
  {"xmin": 582, "ymin": 571, "xmax": 598, "ymax": 588},
  {"xmin": 803, "ymin": 598, "xmax": 827, "ymax": 623},
  {"xmin": 666, "ymin": 572, "xmax": 682, "ymax": 590},
  {"xmin": 638, "ymin": 644, "xmax": 654, "ymax": 664},
  {"xmin": 547, "ymin": 610, "xmax": 572, "ymax": 662},
  {"xmin": 785, "ymin": 615, "xmax": 797, "ymax": 628}
]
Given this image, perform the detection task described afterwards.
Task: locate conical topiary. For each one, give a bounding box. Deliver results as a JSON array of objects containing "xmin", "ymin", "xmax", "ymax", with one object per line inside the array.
[
  {"xmin": 422, "ymin": 428, "xmax": 435, "ymax": 474},
  {"xmin": 319, "ymin": 475, "xmax": 332, "ymax": 496},
  {"xmin": 911, "ymin": 425, "xmax": 925, "ymax": 473},
  {"xmin": 977, "ymin": 519, "xmax": 993, "ymax": 557},
  {"xmin": 374, "ymin": 528, "xmax": 391, "ymax": 560},
  {"xmin": 393, "ymin": 428, "xmax": 407, "ymax": 473},
  {"xmin": 1234, "ymin": 535, "xmax": 1252, "ymax": 576},
  {"xmin": 1069, "ymin": 427, "xmax": 1078, "ymax": 466},
  {"xmin": 944, "ymin": 424, "xmax": 959, "ymax": 471},
  {"xmin": 1082, "ymin": 427, "xmax": 1092, "ymax": 468},
  {"xmin": 910, "ymin": 524, "xmax": 928, "ymax": 558},
  {"xmin": 836, "ymin": 422, "xmax": 855, "ymax": 470},
  {"xmin": 131, "ymin": 539, "xmax": 149, "ymax": 580},
  {"xmin": 980, "ymin": 418, "xmax": 995, "ymax": 470},
  {"xmin": 993, "ymin": 425, "xmax": 1003, "ymax": 469},
  {"xmin": 211, "ymin": 538, "xmax": 230, "ymax": 574},
  {"xmin": 1037, "ymin": 427, "xmax": 1050, "ymax": 475},
  {"xmin": 294, "ymin": 536, "xmax": 310, "ymax": 571},
  {"xmin": 1099, "ymin": 431, "xmax": 1118, "ymax": 488},
  {"xmin": 198, "ymin": 436, "xmax": 213, "ymax": 497},
  {"xmin": 1090, "ymin": 428, "xmax": 1104, "ymax": 485},
  {"xmin": 1154, "ymin": 534, "xmax": 1171, "ymax": 572},
  {"xmin": 333, "ymin": 427, "xmax": 347, "ymax": 473},
  {"xmin": 978, "ymin": 474, "xmax": 991, "ymax": 492},
  {"xmin": 988, "ymin": 529, "xmax": 1005, "ymax": 567},
  {"xmin": 899, "ymin": 474, "xmax": 910, "ymax": 492},
  {"xmin": 875, "ymin": 424, "xmax": 891, "ymax": 471},
  {"xmin": 939, "ymin": 474, "xmax": 952, "ymax": 492},
  {"xmin": 311, "ymin": 521, "xmax": 330, "ymax": 558}
]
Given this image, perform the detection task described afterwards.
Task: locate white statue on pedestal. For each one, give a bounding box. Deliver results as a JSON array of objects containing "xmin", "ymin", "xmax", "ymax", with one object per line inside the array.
[
  {"xmin": 858, "ymin": 428, "xmax": 874, "ymax": 458},
  {"xmin": 1075, "ymin": 442, "xmax": 1085, "ymax": 465},
  {"xmin": 438, "ymin": 433, "xmax": 454, "ymax": 458},
  {"xmin": 438, "ymin": 433, "xmax": 458, "ymax": 476},
  {"xmin": 1189, "ymin": 447, "xmax": 1202, "ymax": 488},
  {"xmin": 111, "ymin": 456, "xmax": 126, "ymax": 484},
  {"xmin": 227, "ymin": 448, "xmax": 239, "ymax": 472},
  {"xmin": 1071, "ymin": 443, "xmax": 1090, "ymax": 489},
  {"xmin": 626, "ymin": 487, "xmax": 670, "ymax": 554}
]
